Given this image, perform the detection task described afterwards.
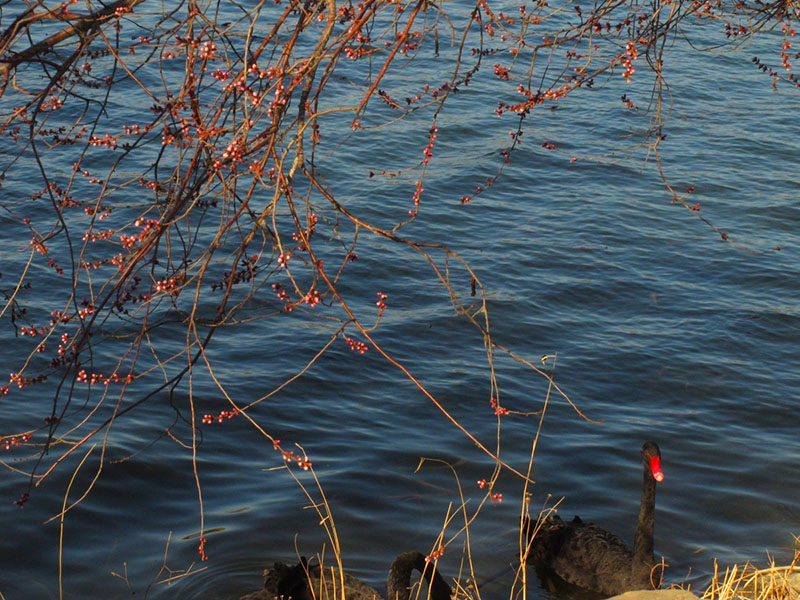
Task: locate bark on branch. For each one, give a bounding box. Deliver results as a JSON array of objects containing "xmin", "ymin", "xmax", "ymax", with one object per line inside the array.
[{"xmin": 0, "ymin": 0, "xmax": 147, "ymax": 81}]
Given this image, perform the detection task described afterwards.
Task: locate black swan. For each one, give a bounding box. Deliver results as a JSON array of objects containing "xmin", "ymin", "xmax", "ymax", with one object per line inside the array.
[
  {"xmin": 241, "ymin": 550, "xmax": 452, "ymax": 600},
  {"xmin": 525, "ymin": 441, "xmax": 664, "ymax": 597}
]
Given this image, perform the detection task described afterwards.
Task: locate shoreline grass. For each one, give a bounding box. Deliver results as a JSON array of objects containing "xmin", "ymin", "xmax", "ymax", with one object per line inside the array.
[{"xmin": 695, "ymin": 551, "xmax": 800, "ymax": 600}]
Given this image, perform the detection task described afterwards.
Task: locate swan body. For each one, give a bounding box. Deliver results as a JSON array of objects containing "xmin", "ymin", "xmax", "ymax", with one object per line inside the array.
[
  {"xmin": 526, "ymin": 441, "xmax": 664, "ymax": 597},
  {"xmin": 241, "ymin": 551, "xmax": 451, "ymax": 600}
]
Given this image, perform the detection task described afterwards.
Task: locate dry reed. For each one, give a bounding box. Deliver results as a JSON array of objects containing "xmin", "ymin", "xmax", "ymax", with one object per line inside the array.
[{"xmin": 698, "ymin": 550, "xmax": 800, "ymax": 600}]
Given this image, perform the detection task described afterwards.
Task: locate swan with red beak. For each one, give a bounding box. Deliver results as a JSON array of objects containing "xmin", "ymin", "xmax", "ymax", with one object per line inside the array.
[{"xmin": 526, "ymin": 441, "xmax": 665, "ymax": 597}]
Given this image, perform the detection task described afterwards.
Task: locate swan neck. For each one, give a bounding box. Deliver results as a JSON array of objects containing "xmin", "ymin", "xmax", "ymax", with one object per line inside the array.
[
  {"xmin": 632, "ymin": 464, "xmax": 656, "ymax": 581},
  {"xmin": 387, "ymin": 552, "xmax": 451, "ymax": 600}
]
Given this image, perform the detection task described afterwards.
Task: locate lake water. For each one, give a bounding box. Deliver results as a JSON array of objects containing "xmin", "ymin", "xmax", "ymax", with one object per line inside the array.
[{"xmin": 0, "ymin": 2, "xmax": 798, "ymax": 599}]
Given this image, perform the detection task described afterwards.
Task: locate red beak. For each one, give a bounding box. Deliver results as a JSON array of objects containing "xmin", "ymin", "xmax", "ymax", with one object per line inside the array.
[{"xmin": 649, "ymin": 455, "xmax": 664, "ymax": 482}]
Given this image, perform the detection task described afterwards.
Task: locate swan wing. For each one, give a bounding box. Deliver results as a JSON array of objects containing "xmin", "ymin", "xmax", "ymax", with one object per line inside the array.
[{"xmin": 548, "ymin": 522, "xmax": 634, "ymax": 595}]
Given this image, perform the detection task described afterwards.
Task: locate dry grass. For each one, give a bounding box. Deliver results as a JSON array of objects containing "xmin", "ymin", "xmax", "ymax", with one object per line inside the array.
[{"xmin": 698, "ymin": 551, "xmax": 800, "ymax": 600}]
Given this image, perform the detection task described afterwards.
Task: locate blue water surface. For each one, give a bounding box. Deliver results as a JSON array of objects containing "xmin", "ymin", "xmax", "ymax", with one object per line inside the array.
[{"xmin": 0, "ymin": 2, "xmax": 798, "ymax": 599}]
